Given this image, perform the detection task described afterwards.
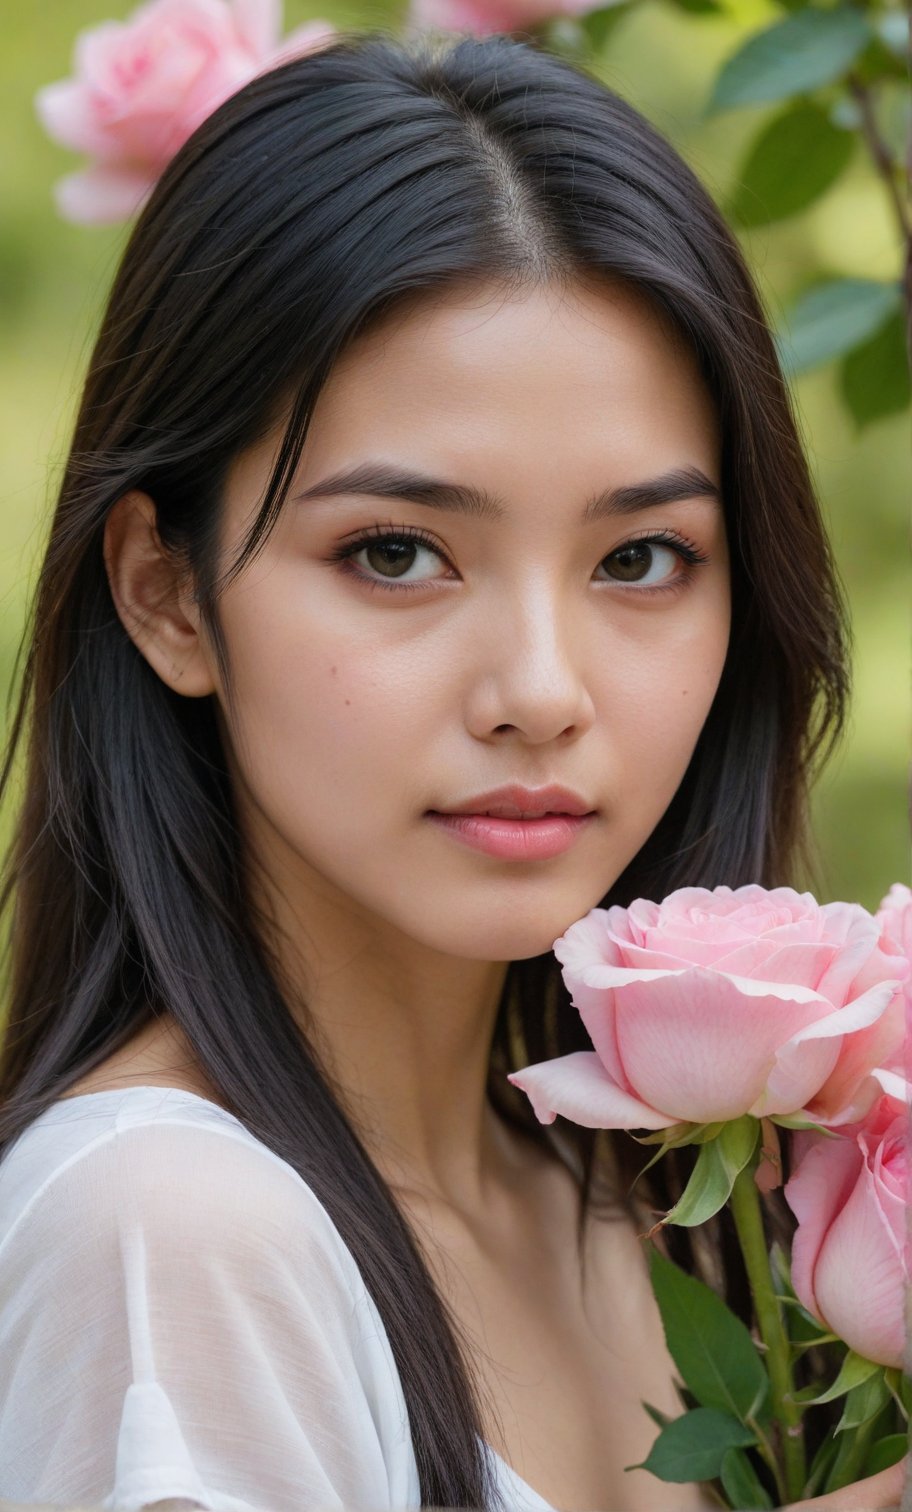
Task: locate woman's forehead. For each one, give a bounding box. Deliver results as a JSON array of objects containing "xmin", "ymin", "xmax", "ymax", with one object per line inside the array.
[{"xmin": 302, "ymin": 281, "xmax": 717, "ymax": 462}]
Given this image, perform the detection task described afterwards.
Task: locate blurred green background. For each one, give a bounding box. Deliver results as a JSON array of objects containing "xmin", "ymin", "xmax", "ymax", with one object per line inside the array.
[{"xmin": 0, "ymin": 0, "xmax": 908, "ymax": 912}]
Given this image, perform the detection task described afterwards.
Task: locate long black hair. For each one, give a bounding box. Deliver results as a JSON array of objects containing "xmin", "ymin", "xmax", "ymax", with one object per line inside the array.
[{"xmin": 0, "ymin": 28, "xmax": 851, "ymax": 1508}]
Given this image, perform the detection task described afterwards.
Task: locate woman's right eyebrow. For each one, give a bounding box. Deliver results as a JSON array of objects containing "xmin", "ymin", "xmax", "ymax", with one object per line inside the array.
[{"xmin": 294, "ymin": 461, "xmax": 722, "ymax": 524}]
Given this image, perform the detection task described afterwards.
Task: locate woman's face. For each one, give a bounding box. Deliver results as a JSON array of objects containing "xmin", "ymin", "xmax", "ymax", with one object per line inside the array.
[{"xmin": 204, "ymin": 276, "xmax": 731, "ymax": 961}]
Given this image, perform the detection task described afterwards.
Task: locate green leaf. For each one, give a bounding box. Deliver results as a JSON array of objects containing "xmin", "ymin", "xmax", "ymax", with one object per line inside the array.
[
  {"xmin": 824, "ymin": 1399, "xmax": 896, "ymax": 1493},
  {"xmin": 778, "ymin": 1295, "xmax": 836, "ymax": 1341},
  {"xmin": 669, "ymin": 0, "xmax": 725, "ymax": 12},
  {"xmin": 647, "ymin": 1244, "xmax": 771, "ymax": 1425},
  {"xmin": 641, "ymin": 1399, "xmax": 676, "ymax": 1432},
  {"xmin": 834, "ymin": 1371, "xmax": 891, "ymax": 1433},
  {"xmin": 841, "ymin": 310, "xmax": 911, "ymax": 427},
  {"xmin": 776, "ymin": 278, "xmax": 903, "ymax": 374},
  {"xmin": 631, "ymin": 1120, "xmax": 715, "ymax": 1147},
  {"xmin": 803, "ymin": 1432, "xmax": 840, "ymax": 1499},
  {"xmin": 853, "ymin": 32, "xmax": 909, "ymax": 85},
  {"xmin": 728, "ymin": 101, "xmax": 854, "ymax": 228},
  {"xmin": 689, "ymin": 1121, "xmax": 729, "ymax": 1145},
  {"xmin": 707, "ymin": 9, "xmax": 872, "ymax": 113},
  {"xmin": 579, "ymin": 1, "xmax": 632, "ymax": 51},
  {"xmin": 794, "ymin": 1349, "xmax": 881, "ymax": 1406},
  {"xmin": 625, "ymin": 1407, "xmax": 757, "ymax": 1483},
  {"xmin": 629, "ymin": 1121, "xmax": 727, "ymax": 1190},
  {"xmin": 901, "ymin": 1373, "xmax": 912, "ymax": 1415},
  {"xmin": 719, "ymin": 1446, "xmax": 775, "ymax": 1509},
  {"xmin": 663, "ymin": 1115, "xmax": 759, "ymax": 1227},
  {"xmin": 768, "ymin": 1111, "xmax": 841, "ymax": 1136},
  {"xmin": 861, "ymin": 1434, "xmax": 910, "ymax": 1477}
]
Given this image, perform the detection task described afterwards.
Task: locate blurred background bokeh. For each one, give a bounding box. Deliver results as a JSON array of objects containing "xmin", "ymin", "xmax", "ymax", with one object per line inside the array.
[{"xmin": 1, "ymin": 0, "xmax": 908, "ymax": 912}]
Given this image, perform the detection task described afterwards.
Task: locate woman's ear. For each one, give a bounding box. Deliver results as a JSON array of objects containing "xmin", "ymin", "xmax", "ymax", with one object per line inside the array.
[{"xmin": 103, "ymin": 490, "xmax": 218, "ymax": 698}]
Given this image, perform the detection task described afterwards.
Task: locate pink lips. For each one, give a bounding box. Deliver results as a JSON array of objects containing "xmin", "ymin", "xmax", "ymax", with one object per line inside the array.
[
  {"xmin": 426, "ymin": 811, "xmax": 595, "ymax": 860},
  {"xmin": 427, "ymin": 782, "xmax": 597, "ymax": 860}
]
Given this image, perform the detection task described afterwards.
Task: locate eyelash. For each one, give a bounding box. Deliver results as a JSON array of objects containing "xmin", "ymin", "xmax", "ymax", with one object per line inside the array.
[{"xmin": 328, "ymin": 520, "xmax": 711, "ymax": 596}]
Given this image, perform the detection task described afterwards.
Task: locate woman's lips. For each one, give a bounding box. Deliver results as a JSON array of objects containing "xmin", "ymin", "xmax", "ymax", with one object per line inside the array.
[{"xmin": 426, "ymin": 811, "xmax": 595, "ymax": 860}]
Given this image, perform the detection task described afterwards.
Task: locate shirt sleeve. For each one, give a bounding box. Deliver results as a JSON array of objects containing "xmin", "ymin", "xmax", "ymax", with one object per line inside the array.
[{"xmin": 0, "ymin": 1117, "xmax": 418, "ymax": 1512}]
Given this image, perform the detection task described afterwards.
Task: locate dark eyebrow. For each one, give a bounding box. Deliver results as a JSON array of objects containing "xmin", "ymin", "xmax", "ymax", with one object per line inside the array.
[{"xmin": 294, "ymin": 461, "xmax": 721, "ymax": 522}]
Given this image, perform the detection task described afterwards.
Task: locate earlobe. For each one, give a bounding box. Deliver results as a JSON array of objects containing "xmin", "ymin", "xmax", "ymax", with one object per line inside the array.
[{"xmin": 103, "ymin": 490, "xmax": 218, "ymax": 699}]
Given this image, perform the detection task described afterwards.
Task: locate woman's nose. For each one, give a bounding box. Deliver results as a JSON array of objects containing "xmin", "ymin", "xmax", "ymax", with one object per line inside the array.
[{"xmin": 464, "ymin": 581, "xmax": 597, "ymax": 745}]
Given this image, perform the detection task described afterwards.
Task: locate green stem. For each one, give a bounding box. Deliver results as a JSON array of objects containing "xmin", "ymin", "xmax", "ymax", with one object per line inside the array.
[{"xmin": 728, "ymin": 1154, "xmax": 807, "ymax": 1503}]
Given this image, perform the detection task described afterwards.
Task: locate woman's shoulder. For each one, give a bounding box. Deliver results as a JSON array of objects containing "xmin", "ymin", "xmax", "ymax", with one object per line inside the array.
[
  {"xmin": 0, "ymin": 1084, "xmax": 360, "ymax": 1293},
  {"xmin": 0, "ymin": 1086, "xmax": 422, "ymax": 1511}
]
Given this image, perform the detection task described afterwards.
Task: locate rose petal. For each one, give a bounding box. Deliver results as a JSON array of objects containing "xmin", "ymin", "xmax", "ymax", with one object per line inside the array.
[
  {"xmin": 599, "ymin": 968, "xmax": 834, "ymax": 1124},
  {"xmin": 814, "ymin": 1159, "xmax": 907, "ymax": 1367},
  {"xmin": 34, "ymin": 80, "xmax": 121, "ymax": 159},
  {"xmin": 53, "ymin": 164, "xmax": 156, "ymax": 224},
  {"xmin": 702, "ymin": 939, "xmax": 835, "ymax": 986},
  {"xmin": 758, "ymin": 979, "xmax": 900, "ymax": 1117},
  {"xmin": 231, "ymin": 0, "xmax": 282, "ymax": 56},
  {"xmin": 784, "ymin": 1134, "xmax": 862, "ymax": 1321},
  {"xmin": 507, "ymin": 1051, "xmax": 675, "ymax": 1130},
  {"xmin": 807, "ymin": 986, "xmax": 905, "ymax": 1122},
  {"xmin": 816, "ymin": 905, "xmax": 890, "ymax": 1003}
]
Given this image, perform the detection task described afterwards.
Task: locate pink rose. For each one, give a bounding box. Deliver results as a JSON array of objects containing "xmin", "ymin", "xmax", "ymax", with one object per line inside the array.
[
  {"xmin": 406, "ymin": 0, "xmax": 601, "ymax": 39},
  {"xmin": 784, "ymin": 1086, "xmax": 911, "ymax": 1368},
  {"xmin": 34, "ymin": 0, "xmax": 336, "ymax": 223},
  {"xmin": 507, "ymin": 884, "xmax": 908, "ymax": 1132}
]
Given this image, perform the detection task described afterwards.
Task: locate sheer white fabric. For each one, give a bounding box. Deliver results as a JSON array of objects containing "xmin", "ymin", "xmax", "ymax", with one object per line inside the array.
[{"xmin": 0, "ymin": 1087, "xmax": 554, "ymax": 1512}]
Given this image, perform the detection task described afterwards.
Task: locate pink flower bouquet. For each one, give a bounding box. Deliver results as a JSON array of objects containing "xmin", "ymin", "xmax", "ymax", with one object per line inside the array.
[{"xmin": 508, "ymin": 883, "xmax": 912, "ymax": 1507}]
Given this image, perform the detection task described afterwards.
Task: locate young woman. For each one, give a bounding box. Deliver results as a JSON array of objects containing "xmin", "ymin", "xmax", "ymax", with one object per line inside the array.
[{"xmin": 0, "ymin": 27, "xmax": 904, "ymax": 1512}]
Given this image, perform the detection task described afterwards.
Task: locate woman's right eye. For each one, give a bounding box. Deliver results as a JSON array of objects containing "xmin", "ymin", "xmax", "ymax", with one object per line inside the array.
[{"xmin": 330, "ymin": 526, "xmax": 452, "ymax": 594}]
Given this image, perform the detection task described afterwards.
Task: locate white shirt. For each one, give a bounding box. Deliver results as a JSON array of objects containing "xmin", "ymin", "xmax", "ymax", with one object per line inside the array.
[{"xmin": 0, "ymin": 1086, "xmax": 556, "ymax": 1512}]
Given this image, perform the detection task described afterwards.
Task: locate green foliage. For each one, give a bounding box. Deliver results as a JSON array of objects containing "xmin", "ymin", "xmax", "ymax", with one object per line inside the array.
[
  {"xmin": 802, "ymin": 1431, "xmax": 841, "ymax": 1499},
  {"xmin": 861, "ymin": 1434, "xmax": 910, "ymax": 1476},
  {"xmin": 647, "ymin": 1244, "xmax": 771, "ymax": 1425},
  {"xmin": 834, "ymin": 1372, "xmax": 892, "ymax": 1433},
  {"xmin": 823, "ymin": 1398, "xmax": 899, "ymax": 1492},
  {"xmin": 579, "ymin": 1, "xmax": 634, "ymax": 51},
  {"xmin": 775, "ymin": 278, "xmax": 903, "ymax": 373},
  {"xmin": 641, "ymin": 1400, "xmax": 676, "ymax": 1431},
  {"xmin": 841, "ymin": 308, "xmax": 912, "ymax": 425},
  {"xmin": 790, "ymin": 1349, "xmax": 882, "ymax": 1406},
  {"xmin": 728, "ymin": 101, "xmax": 855, "ymax": 227},
  {"xmin": 719, "ymin": 1446, "xmax": 775, "ymax": 1509},
  {"xmin": 624, "ymin": 1406, "xmax": 758, "ymax": 1482},
  {"xmin": 707, "ymin": 9, "xmax": 872, "ymax": 112},
  {"xmin": 663, "ymin": 1115, "xmax": 759, "ymax": 1226}
]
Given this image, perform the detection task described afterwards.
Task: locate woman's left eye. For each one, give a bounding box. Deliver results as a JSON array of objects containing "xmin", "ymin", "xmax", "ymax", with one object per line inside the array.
[
  {"xmin": 329, "ymin": 525, "xmax": 710, "ymax": 595},
  {"xmin": 594, "ymin": 537, "xmax": 707, "ymax": 588}
]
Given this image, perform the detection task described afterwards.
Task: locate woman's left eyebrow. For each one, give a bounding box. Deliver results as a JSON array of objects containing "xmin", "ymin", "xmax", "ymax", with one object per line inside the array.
[{"xmin": 294, "ymin": 460, "xmax": 721, "ymax": 522}]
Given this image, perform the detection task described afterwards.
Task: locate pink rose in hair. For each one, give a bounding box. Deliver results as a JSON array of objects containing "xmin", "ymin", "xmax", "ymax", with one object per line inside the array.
[
  {"xmin": 784, "ymin": 1084, "xmax": 911, "ymax": 1368},
  {"xmin": 407, "ymin": 0, "xmax": 601, "ymax": 39},
  {"xmin": 35, "ymin": 0, "xmax": 336, "ymax": 224},
  {"xmin": 507, "ymin": 884, "xmax": 908, "ymax": 1133}
]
